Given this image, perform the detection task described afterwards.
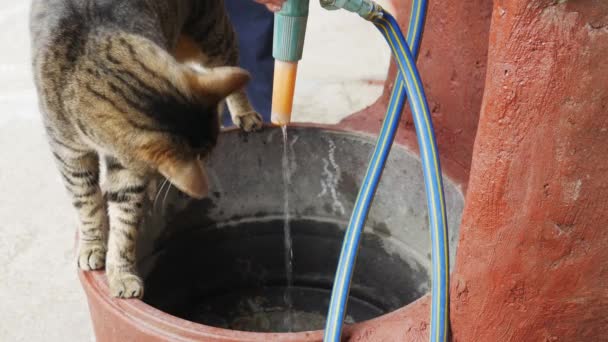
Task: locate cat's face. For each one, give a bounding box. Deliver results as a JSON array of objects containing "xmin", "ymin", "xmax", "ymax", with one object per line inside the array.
[{"xmin": 120, "ymin": 67, "xmax": 250, "ymax": 199}]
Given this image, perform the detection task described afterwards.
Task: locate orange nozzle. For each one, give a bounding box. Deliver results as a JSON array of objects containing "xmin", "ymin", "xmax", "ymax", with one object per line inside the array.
[{"xmin": 271, "ymin": 60, "xmax": 298, "ymax": 126}]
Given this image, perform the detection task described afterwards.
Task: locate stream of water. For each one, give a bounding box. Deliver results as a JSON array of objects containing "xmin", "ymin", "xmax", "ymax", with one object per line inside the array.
[{"xmin": 281, "ymin": 125, "xmax": 294, "ymax": 331}]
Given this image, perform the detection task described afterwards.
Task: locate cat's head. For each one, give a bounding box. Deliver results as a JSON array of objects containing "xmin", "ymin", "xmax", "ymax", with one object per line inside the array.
[
  {"xmin": 71, "ymin": 33, "xmax": 252, "ymax": 199},
  {"xmin": 122, "ymin": 66, "xmax": 250, "ymax": 199}
]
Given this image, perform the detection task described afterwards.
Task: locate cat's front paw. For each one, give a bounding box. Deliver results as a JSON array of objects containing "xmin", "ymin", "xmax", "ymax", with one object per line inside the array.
[
  {"xmin": 233, "ymin": 111, "xmax": 263, "ymax": 132},
  {"xmin": 77, "ymin": 243, "xmax": 106, "ymax": 271},
  {"xmin": 107, "ymin": 270, "xmax": 144, "ymax": 299}
]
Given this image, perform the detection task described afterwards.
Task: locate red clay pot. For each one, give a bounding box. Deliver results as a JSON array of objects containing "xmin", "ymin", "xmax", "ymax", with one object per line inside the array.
[
  {"xmin": 80, "ymin": 270, "xmax": 432, "ymax": 341},
  {"xmin": 78, "ymin": 122, "xmax": 460, "ymax": 342}
]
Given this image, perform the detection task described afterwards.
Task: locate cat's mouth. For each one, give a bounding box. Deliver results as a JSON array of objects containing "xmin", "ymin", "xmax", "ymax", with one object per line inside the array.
[
  {"xmin": 197, "ymin": 151, "xmax": 212, "ymax": 163},
  {"xmin": 194, "ymin": 143, "xmax": 215, "ymax": 162}
]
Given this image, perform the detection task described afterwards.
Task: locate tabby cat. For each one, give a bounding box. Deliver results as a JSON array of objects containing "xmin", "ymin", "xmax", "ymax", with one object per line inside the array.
[{"xmin": 30, "ymin": 0, "xmax": 263, "ymax": 298}]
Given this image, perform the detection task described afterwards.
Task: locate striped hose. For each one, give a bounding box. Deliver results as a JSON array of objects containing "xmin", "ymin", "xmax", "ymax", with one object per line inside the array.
[{"xmin": 323, "ymin": 2, "xmax": 450, "ymax": 342}]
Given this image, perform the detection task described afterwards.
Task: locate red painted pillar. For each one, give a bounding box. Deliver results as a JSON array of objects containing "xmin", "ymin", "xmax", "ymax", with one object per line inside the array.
[
  {"xmin": 341, "ymin": 0, "xmax": 493, "ymax": 188},
  {"xmin": 451, "ymin": 1, "xmax": 608, "ymax": 340}
]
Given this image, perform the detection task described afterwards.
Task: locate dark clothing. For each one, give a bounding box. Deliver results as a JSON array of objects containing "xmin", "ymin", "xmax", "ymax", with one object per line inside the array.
[{"xmin": 223, "ymin": 0, "xmax": 274, "ymax": 126}]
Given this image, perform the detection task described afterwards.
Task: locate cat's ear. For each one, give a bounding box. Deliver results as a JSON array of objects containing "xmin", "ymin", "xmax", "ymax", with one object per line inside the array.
[
  {"xmin": 158, "ymin": 159, "xmax": 209, "ymax": 199},
  {"xmin": 189, "ymin": 67, "xmax": 250, "ymax": 100}
]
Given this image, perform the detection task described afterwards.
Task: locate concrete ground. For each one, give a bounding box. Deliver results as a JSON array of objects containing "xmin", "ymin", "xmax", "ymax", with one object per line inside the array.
[{"xmin": 0, "ymin": 2, "xmax": 390, "ymax": 341}]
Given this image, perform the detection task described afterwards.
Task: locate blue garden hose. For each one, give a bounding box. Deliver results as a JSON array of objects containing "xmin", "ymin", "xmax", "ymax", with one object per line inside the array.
[{"xmin": 322, "ymin": 1, "xmax": 450, "ymax": 341}]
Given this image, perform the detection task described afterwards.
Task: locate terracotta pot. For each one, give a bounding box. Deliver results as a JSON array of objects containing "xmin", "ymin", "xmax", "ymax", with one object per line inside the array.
[
  {"xmin": 79, "ymin": 126, "xmax": 466, "ymax": 341},
  {"xmin": 81, "ymin": 269, "xmax": 434, "ymax": 342}
]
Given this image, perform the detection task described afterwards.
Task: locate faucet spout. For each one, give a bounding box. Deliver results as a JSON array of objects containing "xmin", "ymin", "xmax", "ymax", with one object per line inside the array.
[{"xmin": 271, "ymin": 0, "xmax": 310, "ymax": 126}]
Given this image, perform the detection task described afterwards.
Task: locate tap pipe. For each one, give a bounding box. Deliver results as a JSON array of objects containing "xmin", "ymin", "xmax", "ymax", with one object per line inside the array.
[
  {"xmin": 271, "ymin": 0, "xmax": 310, "ymax": 126},
  {"xmin": 319, "ymin": 0, "xmax": 382, "ymax": 20},
  {"xmin": 322, "ymin": 1, "xmax": 450, "ymax": 342}
]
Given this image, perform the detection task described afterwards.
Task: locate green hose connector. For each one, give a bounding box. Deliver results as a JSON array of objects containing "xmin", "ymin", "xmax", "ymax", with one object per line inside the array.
[
  {"xmin": 273, "ymin": 0, "xmax": 310, "ymax": 62},
  {"xmin": 319, "ymin": 0, "xmax": 383, "ymax": 20}
]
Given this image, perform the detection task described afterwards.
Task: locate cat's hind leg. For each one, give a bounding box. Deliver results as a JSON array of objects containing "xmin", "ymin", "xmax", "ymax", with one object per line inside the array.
[
  {"xmin": 102, "ymin": 156, "xmax": 147, "ymax": 298},
  {"xmin": 50, "ymin": 144, "xmax": 108, "ymax": 271},
  {"xmin": 178, "ymin": 9, "xmax": 263, "ymax": 132}
]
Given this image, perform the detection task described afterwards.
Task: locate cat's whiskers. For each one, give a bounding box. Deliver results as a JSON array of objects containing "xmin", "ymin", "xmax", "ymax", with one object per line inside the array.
[
  {"xmin": 153, "ymin": 178, "xmax": 169, "ymax": 211},
  {"xmin": 161, "ymin": 182, "xmax": 173, "ymax": 214}
]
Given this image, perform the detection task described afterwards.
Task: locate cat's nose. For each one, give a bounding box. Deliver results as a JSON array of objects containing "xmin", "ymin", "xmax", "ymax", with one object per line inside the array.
[
  {"xmin": 198, "ymin": 152, "xmax": 211, "ymax": 163},
  {"xmin": 196, "ymin": 144, "xmax": 214, "ymax": 161}
]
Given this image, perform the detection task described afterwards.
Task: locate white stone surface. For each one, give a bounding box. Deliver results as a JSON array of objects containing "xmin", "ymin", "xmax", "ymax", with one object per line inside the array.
[
  {"xmin": 293, "ymin": 2, "xmax": 390, "ymax": 123},
  {"xmin": 0, "ymin": 2, "xmax": 389, "ymax": 341}
]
